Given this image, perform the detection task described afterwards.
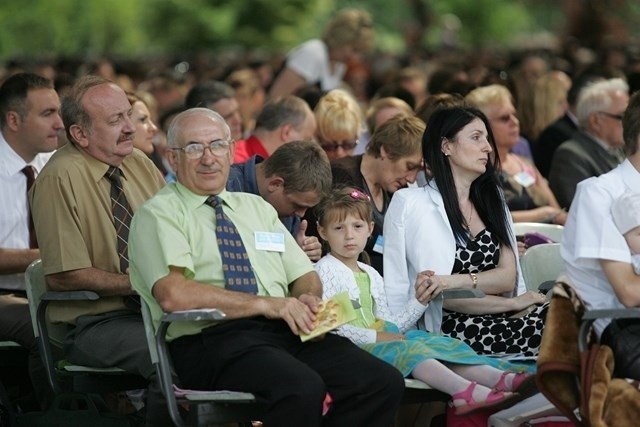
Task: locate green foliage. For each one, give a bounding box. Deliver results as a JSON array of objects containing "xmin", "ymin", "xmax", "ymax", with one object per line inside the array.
[
  {"xmin": 429, "ymin": 0, "xmax": 533, "ymax": 48},
  {"xmin": 0, "ymin": 0, "xmax": 637, "ymax": 61},
  {"xmin": 0, "ymin": 0, "xmax": 148, "ymax": 59}
]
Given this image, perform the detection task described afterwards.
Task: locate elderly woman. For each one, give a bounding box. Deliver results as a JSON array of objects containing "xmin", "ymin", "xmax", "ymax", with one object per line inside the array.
[
  {"xmin": 384, "ymin": 106, "xmax": 546, "ymax": 357},
  {"xmin": 314, "ymin": 89, "xmax": 364, "ymax": 161},
  {"xmin": 269, "ymin": 8, "xmax": 375, "ymax": 98},
  {"xmin": 466, "ymin": 85, "xmax": 567, "ymax": 225}
]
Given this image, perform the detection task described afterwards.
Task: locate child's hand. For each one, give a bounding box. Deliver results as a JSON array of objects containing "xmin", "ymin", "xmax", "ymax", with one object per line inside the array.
[
  {"xmin": 414, "ymin": 271, "xmax": 443, "ymax": 305},
  {"xmin": 376, "ymin": 331, "xmax": 405, "ymax": 342}
]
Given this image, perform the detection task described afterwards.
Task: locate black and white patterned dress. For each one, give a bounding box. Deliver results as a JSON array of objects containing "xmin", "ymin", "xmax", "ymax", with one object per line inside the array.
[{"xmin": 440, "ymin": 229, "xmax": 547, "ymax": 358}]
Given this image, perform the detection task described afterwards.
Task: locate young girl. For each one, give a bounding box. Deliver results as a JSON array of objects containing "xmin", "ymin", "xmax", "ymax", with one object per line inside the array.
[{"xmin": 315, "ymin": 187, "xmax": 534, "ymax": 415}]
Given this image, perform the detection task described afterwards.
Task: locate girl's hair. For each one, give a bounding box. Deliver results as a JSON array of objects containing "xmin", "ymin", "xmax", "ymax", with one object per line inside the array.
[
  {"xmin": 423, "ymin": 106, "xmax": 513, "ymax": 250},
  {"xmin": 315, "ymin": 186, "xmax": 372, "ymax": 228}
]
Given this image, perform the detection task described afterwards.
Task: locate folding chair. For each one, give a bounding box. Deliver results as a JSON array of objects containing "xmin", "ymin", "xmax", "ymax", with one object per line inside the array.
[
  {"xmin": 520, "ymin": 243, "xmax": 563, "ymax": 292},
  {"xmin": 23, "ymin": 259, "xmax": 146, "ymax": 396},
  {"xmin": 513, "ymin": 223, "xmax": 564, "ymax": 243},
  {"xmin": 140, "ymin": 298, "xmax": 264, "ymax": 427}
]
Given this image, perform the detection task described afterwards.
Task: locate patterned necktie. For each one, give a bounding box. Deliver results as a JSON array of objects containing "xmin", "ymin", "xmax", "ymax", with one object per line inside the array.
[
  {"xmin": 21, "ymin": 165, "xmax": 38, "ymax": 249},
  {"xmin": 205, "ymin": 196, "xmax": 258, "ymax": 294},
  {"xmin": 106, "ymin": 167, "xmax": 133, "ymax": 273}
]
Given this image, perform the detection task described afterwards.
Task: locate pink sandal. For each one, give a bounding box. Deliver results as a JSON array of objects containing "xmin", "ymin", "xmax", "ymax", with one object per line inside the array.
[
  {"xmin": 451, "ymin": 381, "xmax": 519, "ymax": 416},
  {"xmin": 494, "ymin": 372, "xmax": 537, "ymax": 397}
]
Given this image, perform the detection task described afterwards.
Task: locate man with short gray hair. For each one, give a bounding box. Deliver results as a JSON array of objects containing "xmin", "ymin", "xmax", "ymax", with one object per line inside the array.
[{"xmin": 549, "ymin": 78, "xmax": 629, "ymax": 208}]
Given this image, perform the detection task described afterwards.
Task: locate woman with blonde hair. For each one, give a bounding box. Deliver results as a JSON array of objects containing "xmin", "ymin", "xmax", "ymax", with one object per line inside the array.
[
  {"xmin": 126, "ymin": 91, "xmax": 159, "ymax": 156},
  {"xmin": 466, "ymin": 84, "xmax": 566, "ymax": 225},
  {"xmin": 315, "ymin": 89, "xmax": 364, "ymax": 161},
  {"xmin": 519, "ymin": 71, "xmax": 571, "ymax": 142},
  {"xmin": 269, "ymin": 8, "xmax": 375, "ymax": 98}
]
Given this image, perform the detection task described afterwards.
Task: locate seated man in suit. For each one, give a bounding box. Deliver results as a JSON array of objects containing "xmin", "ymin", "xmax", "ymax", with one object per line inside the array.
[
  {"xmin": 227, "ymin": 140, "xmax": 330, "ymax": 261},
  {"xmin": 548, "ymin": 78, "xmax": 628, "ymax": 208},
  {"xmin": 128, "ymin": 107, "xmax": 404, "ymax": 426}
]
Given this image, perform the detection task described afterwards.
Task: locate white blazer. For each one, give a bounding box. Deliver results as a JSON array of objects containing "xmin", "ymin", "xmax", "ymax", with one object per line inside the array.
[
  {"xmin": 315, "ymin": 254, "xmax": 427, "ymax": 345},
  {"xmin": 383, "ymin": 182, "xmax": 526, "ymax": 334}
]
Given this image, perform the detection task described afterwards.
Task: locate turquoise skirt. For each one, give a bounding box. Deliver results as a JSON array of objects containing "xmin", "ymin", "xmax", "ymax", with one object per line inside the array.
[{"xmin": 360, "ymin": 322, "xmax": 532, "ymax": 377}]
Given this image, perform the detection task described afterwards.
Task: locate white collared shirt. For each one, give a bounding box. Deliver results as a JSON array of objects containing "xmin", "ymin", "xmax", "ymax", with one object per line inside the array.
[
  {"xmin": 562, "ymin": 159, "xmax": 640, "ymax": 336},
  {"xmin": 0, "ymin": 131, "xmax": 53, "ymax": 290}
]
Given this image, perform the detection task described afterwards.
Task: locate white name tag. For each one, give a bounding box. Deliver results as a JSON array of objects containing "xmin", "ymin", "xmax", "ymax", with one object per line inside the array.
[
  {"xmin": 513, "ymin": 171, "xmax": 535, "ymax": 188},
  {"xmin": 373, "ymin": 235, "xmax": 384, "ymax": 254},
  {"xmin": 255, "ymin": 231, "xmax": 285, "ymax": 252}
]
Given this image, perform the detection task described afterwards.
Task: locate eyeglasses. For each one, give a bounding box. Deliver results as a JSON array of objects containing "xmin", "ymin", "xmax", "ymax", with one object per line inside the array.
[
  {"xmin": 491, "ymin": 113, "xmax": 518, "ymax": 124},
  {"xmin": 172, "ymin": 140, "xmax": 232, "ymax": 160},
  {"xmin": 597, "ymin": 111, "xmax": 623, "ymax": 121},
  {"xmin": 320, "ymin": 140, "xmax": 359, "ymax": 152}
]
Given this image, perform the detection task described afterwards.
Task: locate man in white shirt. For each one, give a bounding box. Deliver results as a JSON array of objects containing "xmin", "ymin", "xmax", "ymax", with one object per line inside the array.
[
  {"xmin": 0, "ymin": 72, "xmax": 62, "ymax": 408},
  {"xmin": 562, "ymin": 89, "xmax": 640, "ymax": 379}
]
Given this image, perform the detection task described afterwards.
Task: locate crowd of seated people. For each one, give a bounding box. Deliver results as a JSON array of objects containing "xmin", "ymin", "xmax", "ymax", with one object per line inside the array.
[{"xmin": 4, "ymin": 7, "xmax": 640, "ymax": 424}]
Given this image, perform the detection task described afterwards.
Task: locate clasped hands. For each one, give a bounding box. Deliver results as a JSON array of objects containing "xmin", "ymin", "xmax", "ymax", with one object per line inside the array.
[{"xmin": 414, "ymin": 270, "xmax": 445, "ymax": 305}]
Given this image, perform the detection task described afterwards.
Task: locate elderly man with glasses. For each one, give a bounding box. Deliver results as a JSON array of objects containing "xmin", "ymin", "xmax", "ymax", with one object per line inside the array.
[
  {"xmin": 548, "ymin": 78, "xmax": 629, "ymax": 208},
  {"xmin": 128, "ymin": 107, "xmax": 404, "ymax": 426}
]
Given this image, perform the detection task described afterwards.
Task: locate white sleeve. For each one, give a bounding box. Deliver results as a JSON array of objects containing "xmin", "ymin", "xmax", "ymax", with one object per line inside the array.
[
  {"xmin": 383, "ymin": 191, "xmax": 414, "ymax": 315},
  {"xmin": 315, "ymin": 259, "xmax": 377, "ymax": 345},
  {"xmin": 286, "ymin": 40, "xmax": 325, "ymax": 84},
  {"xmin": 370, "ymin": 268, "xmax": 426, "ymax": 333}
]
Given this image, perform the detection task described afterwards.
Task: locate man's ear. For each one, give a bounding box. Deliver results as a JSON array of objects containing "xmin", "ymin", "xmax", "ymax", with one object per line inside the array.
[
  {"xmin": 266, "ymin": 176, "xmax": 285, "ymax": 193},
  {"xmin": 69, "ymin": 124, "xmax": 89, "ymax": 148},
  {"xmin": 279, "ymin": 123, "xmax": 293, "ymax": 142},
  {"xmin": 167, "ymin": 150, "xmax": 179, "ymax": 173},
  {"xmin": 588, "ymin": 112, "xmax": 602, "ymax": 135},
  {"xmin": 5, "ymin": 111, "xmax": 21, "ymax": 132}
]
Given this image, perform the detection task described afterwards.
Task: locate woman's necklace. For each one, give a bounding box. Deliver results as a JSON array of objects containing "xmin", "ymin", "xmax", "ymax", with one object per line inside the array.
[{"xmin": 463, "ymin": 202, "xmax": 474, "ymax": 229}]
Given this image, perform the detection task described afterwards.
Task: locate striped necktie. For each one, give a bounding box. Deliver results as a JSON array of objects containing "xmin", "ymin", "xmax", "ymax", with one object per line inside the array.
[
  {"xmin": 205, "ymin": 195, "xmax": 258, "ymax": 294},
  {"xmin": 21, "ymin": 165, "xmax": 38, "ymax": 249},
  {"xmin": 106, "ymin": 166, "xmax": 133, "ymax": 273}
]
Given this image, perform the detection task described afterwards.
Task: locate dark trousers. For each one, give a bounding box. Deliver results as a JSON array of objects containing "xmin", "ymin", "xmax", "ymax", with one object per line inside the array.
[
  {"xmin": 601, "ymin": 318, "xmax": 640, "ymax": 380},
  {"xmin": 65, "ymin": 310, "xmax": 172, "ymax": 427},
  {"xmin": 0, "ymin": 292, "xmax": 52, "ymax": 409},
  {"xmin": 170, "ymin": 317, "xmax": 405, "ymax": 427}
]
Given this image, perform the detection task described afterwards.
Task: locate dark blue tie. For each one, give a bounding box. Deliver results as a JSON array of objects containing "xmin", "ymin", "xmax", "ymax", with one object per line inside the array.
[{"xmin": 206, "ymin": 196, "xmax": 258, "ymax": 294}]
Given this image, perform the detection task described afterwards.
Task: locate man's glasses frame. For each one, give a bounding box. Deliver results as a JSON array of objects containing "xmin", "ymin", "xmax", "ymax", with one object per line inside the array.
[
  {"xmin": 172, "ymin": 139, "xmax": 232, "ymax": 160},
  {"xmin": 597, "ymin": 111, "xmax": 623, "ymax": 121}
]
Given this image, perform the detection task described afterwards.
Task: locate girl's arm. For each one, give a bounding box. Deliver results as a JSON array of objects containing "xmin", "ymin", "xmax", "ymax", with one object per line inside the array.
[
  {"xmin": 372, "ymin": 270, "xmax": 427, "ymax": 333},
  {"xmin": 315, "ymin": 260, "xmax": 377, "ymax": 344}
]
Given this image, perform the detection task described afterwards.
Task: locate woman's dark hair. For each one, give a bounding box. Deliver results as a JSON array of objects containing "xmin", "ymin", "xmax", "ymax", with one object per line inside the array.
[{"xmin": 422, "ymin": 106, "xmax": 513, "ymax": 250}]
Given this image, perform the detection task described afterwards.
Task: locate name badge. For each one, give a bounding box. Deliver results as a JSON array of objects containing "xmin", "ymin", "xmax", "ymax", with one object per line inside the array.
[
  {"xmin": 255, "ymin": 231, "xmax": 285, "ymax": 252},
  {"xmin": 513, "ymin": 171, "xmax": 535, "ymax": 188},
  {"xmin": 373, "ymin": 235, "xmax": 384, "ymax": 254}
]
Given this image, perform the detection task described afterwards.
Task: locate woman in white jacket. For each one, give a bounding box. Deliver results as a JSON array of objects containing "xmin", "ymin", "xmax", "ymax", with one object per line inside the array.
[
  {"xmin": 383, "ymin": 106, "xmax": 547, "ymax": 358},
  {"xmin": 315, "ymin": 187, "xmax": 533, "ymax": 415}
]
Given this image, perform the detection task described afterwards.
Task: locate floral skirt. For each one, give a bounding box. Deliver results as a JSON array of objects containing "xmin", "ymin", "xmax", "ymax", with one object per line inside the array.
[{"xmin": 440, "ymin": 303, "xmax": 549, "ymax": 359}]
